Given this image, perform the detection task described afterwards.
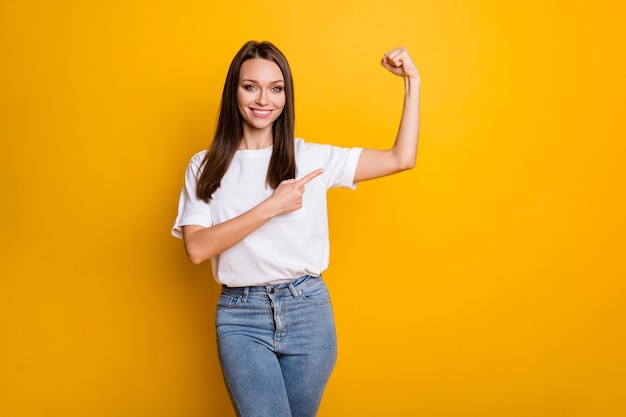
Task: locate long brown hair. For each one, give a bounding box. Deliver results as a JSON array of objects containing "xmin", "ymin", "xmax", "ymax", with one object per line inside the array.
[{"xmin": 196, "ymin": 41, "xmax": 296, "ymax": 202}]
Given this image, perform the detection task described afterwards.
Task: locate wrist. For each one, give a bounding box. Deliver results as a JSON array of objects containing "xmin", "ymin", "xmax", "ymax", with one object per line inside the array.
[
  {"xmin": 404, "ymin": 75, "xmax": 421, "ymax": 96},
  {"xmin": 260, "ymin": 195, "xmax": 281, "ymax": 220}
]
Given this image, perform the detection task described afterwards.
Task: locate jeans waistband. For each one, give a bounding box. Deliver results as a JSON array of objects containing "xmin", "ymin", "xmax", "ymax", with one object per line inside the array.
[{"xmin": 221, "ymin": 274, "xmax": 321, "ymax": 299}]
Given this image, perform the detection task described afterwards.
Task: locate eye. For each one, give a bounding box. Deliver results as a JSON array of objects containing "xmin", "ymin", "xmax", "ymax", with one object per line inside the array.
[
  {"xmin": 271, "ymin": 86, "xmax": 284, "ymax": 92},
  {"xmin": 243, "ymin": 85, "xmax": 257, "ymax": 91}
]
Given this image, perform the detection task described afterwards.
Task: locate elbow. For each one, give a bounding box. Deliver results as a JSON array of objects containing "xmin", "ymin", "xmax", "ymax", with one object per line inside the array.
[
  {"xmin": 397, "ymin": 157, "xmax": 417, "ymax": 172},
  {"xmin": 185, "ymin": 242, "xmax": 210, "ymax": 265},
  {"xmin": 391, "ymin": 148, "xmax": 417, "ymax": 172},
  {"xmin": 188, "ymin": 253, "xmax": 205, "ymax": 265}
]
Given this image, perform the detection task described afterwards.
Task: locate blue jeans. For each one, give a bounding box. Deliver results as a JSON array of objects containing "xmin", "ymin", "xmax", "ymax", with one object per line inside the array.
[{"xmin": 216, "ymin": 275, "xmax": 338, "ymax": 417}]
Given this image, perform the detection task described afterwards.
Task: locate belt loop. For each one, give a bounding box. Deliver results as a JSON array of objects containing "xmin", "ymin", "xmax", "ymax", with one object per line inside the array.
[
  {"xmin": 242, "ymin": 286, "xmax": 250, "ymax": 302},
  {"xmin": 288, "ymin": 281, "xmax": 300, "ymax": 298}
]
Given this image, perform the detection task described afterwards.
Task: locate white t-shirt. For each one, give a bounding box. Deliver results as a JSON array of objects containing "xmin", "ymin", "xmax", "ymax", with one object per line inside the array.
[{"xmin": 172, "ymin": 138, "xmax": 362, "ymax": 287}]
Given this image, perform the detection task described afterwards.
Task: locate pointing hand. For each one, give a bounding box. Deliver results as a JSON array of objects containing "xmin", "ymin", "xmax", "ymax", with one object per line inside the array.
[{"xmin": 270, "ymin": 169, "xmax": 324, "ymax": 215}]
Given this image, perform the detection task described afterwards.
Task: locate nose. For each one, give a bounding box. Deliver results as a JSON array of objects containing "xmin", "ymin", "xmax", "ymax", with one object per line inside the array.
[{"xmin": 255, "ymin": 89, "xmax": 268, "ymax": 106}]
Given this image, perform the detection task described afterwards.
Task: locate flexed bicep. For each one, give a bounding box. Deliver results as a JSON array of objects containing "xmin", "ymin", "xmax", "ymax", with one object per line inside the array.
[
  {"xmin": 354, "ymin": 46, "xmax": 420, "ymax": 182},
  {"xmin": 354, "ymin": 149, "xmax": 414, "ymax": 182}
]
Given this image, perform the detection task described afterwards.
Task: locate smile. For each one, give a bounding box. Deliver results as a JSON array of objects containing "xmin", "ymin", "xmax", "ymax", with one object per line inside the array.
[{"xmin": 250, "ymin": 108, "xmax": 272, "ymax": 117}]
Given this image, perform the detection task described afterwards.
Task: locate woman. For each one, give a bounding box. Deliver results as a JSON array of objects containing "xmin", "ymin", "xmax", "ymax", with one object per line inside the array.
[{"xmin": 172, "ymin": 40, "xmax": 420, "ymax": 417}]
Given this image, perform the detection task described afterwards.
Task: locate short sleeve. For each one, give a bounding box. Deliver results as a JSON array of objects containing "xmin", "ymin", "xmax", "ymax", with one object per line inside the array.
[
  {"xmin": 327, "ymin": 145, "xmax": 362, "ymax": 189},
  {"xmin": 297, "ymin": 140, "xmax": 363, "ymax": 190},
  {"xmin": 171, "ymin": 152, "xmax": 213, "ymax": 239}
]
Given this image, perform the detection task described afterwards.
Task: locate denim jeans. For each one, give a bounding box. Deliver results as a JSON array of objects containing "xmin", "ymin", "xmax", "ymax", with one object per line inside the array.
[{"xmin": 216, "ymin": 275, "xmax": 338, "ymax": 417}]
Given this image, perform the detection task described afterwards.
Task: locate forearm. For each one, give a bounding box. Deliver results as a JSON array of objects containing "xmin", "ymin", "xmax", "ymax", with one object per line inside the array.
[
  {"xmin": 182, "ymin": 169, "xmax": 322, "ymax": 265},
  {"xmin": 354, "ymin": 75, "xmax": 421, "ymax": 182},
  {"xmin": 391, "ymin": 75, "xmax": 421, "ymax": 169},
  {"xmin": 183, "ymin": 199, "xmax": 278, "ymax": 264}
]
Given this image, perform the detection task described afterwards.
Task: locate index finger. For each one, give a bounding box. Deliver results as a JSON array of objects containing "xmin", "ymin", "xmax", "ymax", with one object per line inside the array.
[{"xmin": 295, "ymin": 168, "xmax": 324, "ymax": 186}]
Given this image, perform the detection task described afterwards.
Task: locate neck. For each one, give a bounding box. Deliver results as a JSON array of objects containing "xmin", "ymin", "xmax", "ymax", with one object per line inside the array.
[{"xmin": 239, "ymin": 127, "xmax": 273, "ymax": 150}]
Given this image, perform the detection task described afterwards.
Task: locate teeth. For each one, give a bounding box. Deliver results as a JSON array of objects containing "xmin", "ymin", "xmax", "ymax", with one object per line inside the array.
[{"xmin": 252, "ymin": 109, "xmax": 271, "ymax": 115}]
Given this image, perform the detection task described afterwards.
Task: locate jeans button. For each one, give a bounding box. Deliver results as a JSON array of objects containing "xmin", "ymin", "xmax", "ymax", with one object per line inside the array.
[{"xmin": 268, "ymin": 288, "xmax": 275, "ymax": 294}]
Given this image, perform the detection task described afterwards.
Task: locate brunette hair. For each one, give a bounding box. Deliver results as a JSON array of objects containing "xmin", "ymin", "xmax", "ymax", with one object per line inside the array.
[{"xmin": 196, "ymin": 40, "xmax": 296, "ymax": 202}]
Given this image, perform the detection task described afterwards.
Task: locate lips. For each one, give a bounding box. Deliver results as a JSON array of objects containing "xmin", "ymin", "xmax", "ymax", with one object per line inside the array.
[{"xmin": 250, "ymin": 108, "xmax": 272, "ymax": 118}]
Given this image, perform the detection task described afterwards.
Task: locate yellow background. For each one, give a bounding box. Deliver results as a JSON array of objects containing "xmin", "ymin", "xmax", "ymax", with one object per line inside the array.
[{"xmin": 1, "ymin": 1, "xmax": 625, "ymax": 416}]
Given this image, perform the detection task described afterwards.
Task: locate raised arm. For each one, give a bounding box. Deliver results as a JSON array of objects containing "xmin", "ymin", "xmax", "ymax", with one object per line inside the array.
[
  {"xmin": 354, "ymin": 46, "xmax": 421, "ymax": 182},
  {"xmin": 183, "ymin": 169, "xmax": 323, "ymax": 264}
]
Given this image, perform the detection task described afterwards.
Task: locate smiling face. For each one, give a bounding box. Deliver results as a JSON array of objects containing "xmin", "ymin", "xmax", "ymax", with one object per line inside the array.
[{"xmin": 237, "ymin": 58, "xmax": 286, "ymax": 139}]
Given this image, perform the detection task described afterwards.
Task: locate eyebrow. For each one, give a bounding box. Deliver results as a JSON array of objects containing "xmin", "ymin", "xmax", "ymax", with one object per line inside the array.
[{"xmin": 240, "ymin": 78, "xmax": 285, "ymax": 84}]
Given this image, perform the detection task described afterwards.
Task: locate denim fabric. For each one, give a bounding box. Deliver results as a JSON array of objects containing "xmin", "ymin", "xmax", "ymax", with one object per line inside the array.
[{"xmin": 216, "ymin": 275, "xmax": 337, "ymax": 417}]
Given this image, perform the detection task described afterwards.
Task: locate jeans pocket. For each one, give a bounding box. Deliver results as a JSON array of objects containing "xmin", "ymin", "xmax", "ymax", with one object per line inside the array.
[
  {"xmin": 299, "ymin": 280, "xmax": 331, "ymax": 305},
  {"xmin": 217, "ymin": 293, "xmax": 242, "ymax": 309}
]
